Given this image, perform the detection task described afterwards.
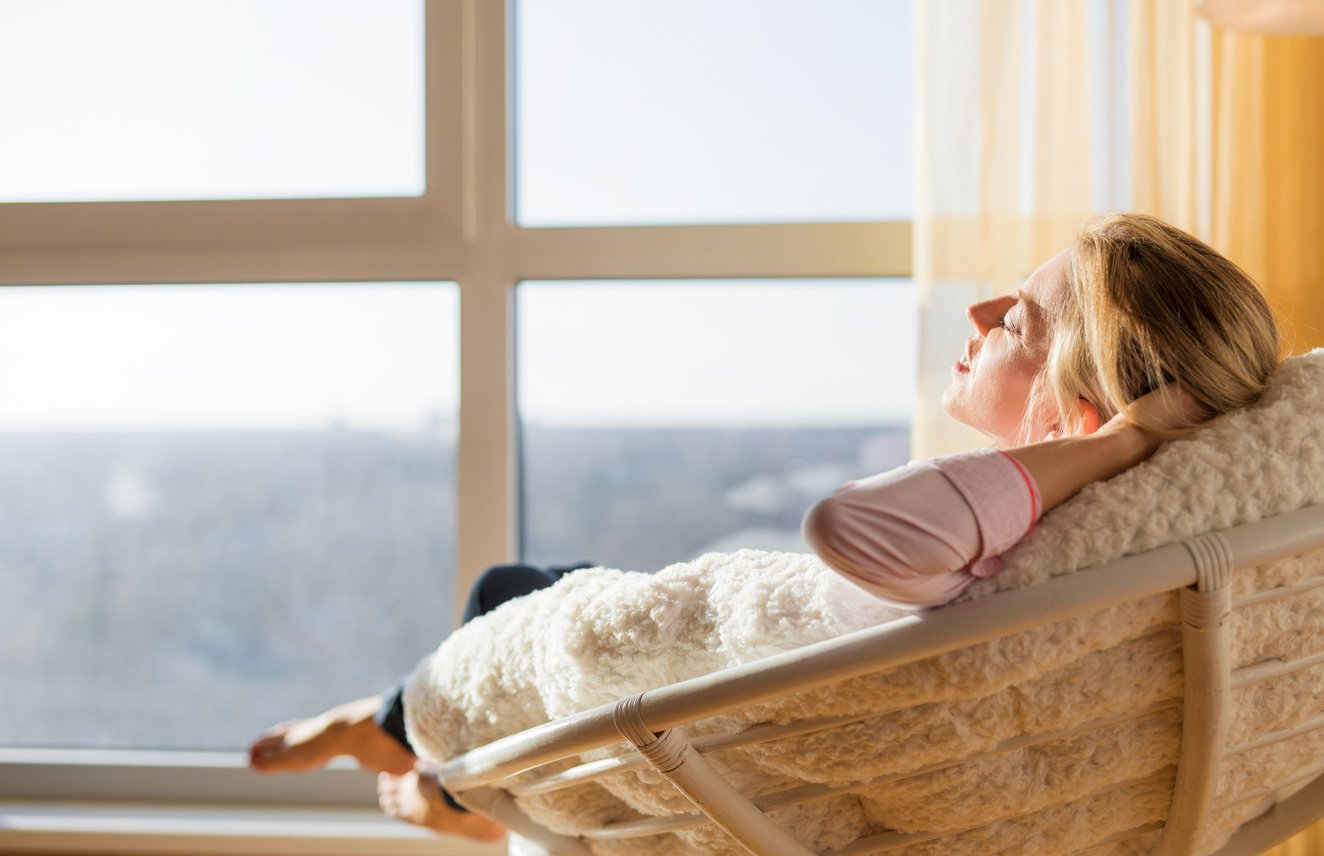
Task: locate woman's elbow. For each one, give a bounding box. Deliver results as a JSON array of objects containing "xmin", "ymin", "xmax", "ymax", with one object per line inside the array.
[
  {"xmin": 802, "ymin": 494, "xmax": 849, "ymax": 566},
  {"xmin": 802, "ymin": 494, "xmax": 965, "ymax": 607},
  {"xmin": 802, "ymin": 494, "xmax": 887, "ymax": 585}
]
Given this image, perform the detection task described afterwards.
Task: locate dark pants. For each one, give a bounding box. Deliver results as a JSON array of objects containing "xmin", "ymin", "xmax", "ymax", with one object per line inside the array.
[{"xmin": 373, "ymin": 561, "xmax": 590, "ymax": 807}]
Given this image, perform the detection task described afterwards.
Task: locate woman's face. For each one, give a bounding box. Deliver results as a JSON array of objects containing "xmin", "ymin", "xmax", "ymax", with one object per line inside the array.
[{"xmin": 942, "ymin": 250, "xmax": 1070, "ymax": 447}]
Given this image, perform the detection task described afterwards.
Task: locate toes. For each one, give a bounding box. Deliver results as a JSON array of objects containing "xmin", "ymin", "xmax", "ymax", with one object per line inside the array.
[
  {"xmin": 377, "ymin": 772, "xmax": 402, "ymax": 797},
  {"xmin": 252, "ymin": 721, "xmax": 296, "ymax": 742},
  {"xmin": 246, "ymin": 721, "xmax": 298, "ymax": 764},
  {"xmin": 248, "ymin": 729, "xmax": 287, "ymax": 752},
  {"xmin": 377, "ymin": 775, "xmax": 397, "ymax": 812},
  {"xmin": 248, "ymin": 736, "xmax": 288, "ymax": 770}
]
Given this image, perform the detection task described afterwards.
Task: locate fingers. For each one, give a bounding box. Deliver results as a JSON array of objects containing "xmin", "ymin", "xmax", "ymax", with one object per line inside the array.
[{"xmin": 1125, "ymin": 382, "xmax": 1210, "ymax": 434}]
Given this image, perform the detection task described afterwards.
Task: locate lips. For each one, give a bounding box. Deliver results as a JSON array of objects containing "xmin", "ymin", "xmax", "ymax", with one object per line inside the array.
[{"xmin": 953, "ymin": 342, "xmax": 974, "ymax": 373}]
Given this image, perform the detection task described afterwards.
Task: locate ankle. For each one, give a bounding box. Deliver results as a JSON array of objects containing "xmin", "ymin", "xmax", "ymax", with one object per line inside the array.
[
  {"xmin": 331, "ymin": 695, "xmax": 385, "ymax": 727},
  {"xmin": 321, "ymin": 696, "xmax": 385, "ymax": 745}
]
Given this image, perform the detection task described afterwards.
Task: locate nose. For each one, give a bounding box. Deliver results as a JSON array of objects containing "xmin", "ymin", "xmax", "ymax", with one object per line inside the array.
[{"xmin": 966, "ymin": 295, "xmax": 1016, "ymax": 337}]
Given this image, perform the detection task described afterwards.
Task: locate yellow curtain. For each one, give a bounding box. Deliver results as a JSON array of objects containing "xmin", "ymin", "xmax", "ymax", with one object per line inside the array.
[
  {"xmin": 1131, "ymin": 37, "xmax": 1324, "ymax": 848},
  {"xmin": 1211, "ymin": 28, "xmax": 1324, "ymax": 855},
  {"xmin": 1210, "ymin": 33, "xmax": 1324, "ymax": 848},
  {"xmin": 1211, "ymin": 32, "xmax": 1324, "ymax": 352},
  {"xmin": 1209, "ymin": 31, "xmax": 1324, "ymax": 855},
  {"xmin": 1202, "ymin": 30, "xmax": 1324, "ymax": 849}
]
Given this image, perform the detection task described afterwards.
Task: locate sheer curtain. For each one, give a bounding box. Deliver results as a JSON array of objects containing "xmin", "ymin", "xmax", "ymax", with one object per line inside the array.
[{"xmin": 914, "ymin": 0, "xmax": 1129, "ymax": 456}]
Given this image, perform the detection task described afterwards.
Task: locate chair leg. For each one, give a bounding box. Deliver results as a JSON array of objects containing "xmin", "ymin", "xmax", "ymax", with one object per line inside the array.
[
  {"xmin": 1152, "ymin": 532, "xmax": 1235, "ymax": 855},
  {"xmin": 613, "ymin": 693, "xmax": 817, "ymax": 856},
  {"xmin": 452, "ymin": 785, "xmax": 594, "ymax": 856}
]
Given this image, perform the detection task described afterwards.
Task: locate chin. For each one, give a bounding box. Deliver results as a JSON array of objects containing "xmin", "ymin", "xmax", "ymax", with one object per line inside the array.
[
  {"xmin": 940, "ymin": 386, "xmax": 957, "ymax": 415},
  {"xmin": 940, "ymin": 389, "xmax": 971, "ymax": 427}
]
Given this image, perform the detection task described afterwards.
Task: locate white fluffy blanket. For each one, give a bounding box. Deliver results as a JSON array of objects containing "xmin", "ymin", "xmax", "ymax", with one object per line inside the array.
[{"xmin": 405, "ymin": 351, "xmax": 1324, "ymax": 855}]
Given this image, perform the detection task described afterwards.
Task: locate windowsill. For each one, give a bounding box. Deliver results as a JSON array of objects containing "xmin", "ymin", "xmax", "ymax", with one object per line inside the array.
[
  {"xmin": 0, "ymin": 747, "xmax": 379, "ymax": 806},
  {"xmin": 0, "ymin": 750, "xmax": 506, "ymax": 855},
  {"xmin": 0, "ymin": 802, "xmax": 508, "ymax": 855}
]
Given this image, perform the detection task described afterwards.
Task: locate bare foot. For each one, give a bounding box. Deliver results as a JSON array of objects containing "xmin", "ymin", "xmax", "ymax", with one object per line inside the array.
[
  {"xmin": 248, "ymin": 695, "xmax": 416, "ymax": 775},
  {"xmin": 377, "ymin": 767, "xmax": 507, "ymax": 842}
]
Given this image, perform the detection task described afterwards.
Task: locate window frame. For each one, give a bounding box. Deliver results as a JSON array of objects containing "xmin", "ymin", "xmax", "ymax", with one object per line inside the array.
[
  {"xmin": 0, "ymin": 0, "xmax": 911, "ymax": 844},
  {"xmin": 0, "ymin": 3, "xmax": 465, "ymax": 285}
]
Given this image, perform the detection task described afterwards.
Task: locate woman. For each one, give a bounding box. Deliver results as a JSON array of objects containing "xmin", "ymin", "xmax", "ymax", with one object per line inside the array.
[
  {"xmin": 249, "ymin": 213, "xmax": 1280, "ymax": 840},
  {"xmin": 806, "ymin": 212, "xmax": 1278, "ymax": 607}
]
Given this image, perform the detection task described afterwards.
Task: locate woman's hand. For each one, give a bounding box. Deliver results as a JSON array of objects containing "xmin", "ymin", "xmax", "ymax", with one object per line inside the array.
[
  {"xmin": 1005, "ymin": 385, "xmax": 1204, "ymax": 516},
  {"xmin": 1105, "ymin": 382, "xmax": 1211, "ymax": 438}
]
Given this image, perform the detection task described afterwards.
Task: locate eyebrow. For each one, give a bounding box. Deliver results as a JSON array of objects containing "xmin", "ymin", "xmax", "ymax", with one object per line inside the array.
[{"xmin": 1014, "ymin": 289, "xmax": 1044, "ymax": 321}]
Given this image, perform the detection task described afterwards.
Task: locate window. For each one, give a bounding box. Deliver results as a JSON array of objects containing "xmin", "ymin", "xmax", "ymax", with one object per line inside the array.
[
  {"xmin": 0, "ymin": 0, "xmax": 915, "ymax": 846},
  {"xmin": 0, "ymin": 1, "xmax": 425, "ymax": 203},
  {"xmin": 518, "ymin": 280, "xmax": 914, "ymax": 570},
  {"xmin": 0, "ymin": 0, "xmax": 460, "ymax": 276},
  {"xmin": 0, "ymin": 283, "xmax": 458, "ymax": 751},
  {"xmin": 514, "ymin": 0, "xmax": 914, "ymax": 225}
]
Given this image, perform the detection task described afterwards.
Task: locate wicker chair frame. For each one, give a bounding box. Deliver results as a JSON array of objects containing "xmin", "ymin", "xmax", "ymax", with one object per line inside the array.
[{"xmin": 437, "ymin": 503, "xmax": 1324, "ymax": 855}]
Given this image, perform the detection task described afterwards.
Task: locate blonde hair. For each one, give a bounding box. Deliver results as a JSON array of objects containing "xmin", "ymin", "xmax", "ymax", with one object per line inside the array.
[{"xmin": 1039, "ymin": 212, "xmax": 1280, "ymax": 438}]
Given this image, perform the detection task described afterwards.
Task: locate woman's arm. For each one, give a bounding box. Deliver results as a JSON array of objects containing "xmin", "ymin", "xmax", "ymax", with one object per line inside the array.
[
  {"xmin": 1001, "ymin": 420, "xmax": 1158, "ymax": 514},
  {"xmin": 804, "ymin": 389, "xmax": 1192, "ymax": 607},
  {"xmin": 803, "ymin": 450, "xmax": 1038, "ymax": 607},
  {"xmin": 1004, "ymin": 385, "xmax": 1200, "ymax": 513}
]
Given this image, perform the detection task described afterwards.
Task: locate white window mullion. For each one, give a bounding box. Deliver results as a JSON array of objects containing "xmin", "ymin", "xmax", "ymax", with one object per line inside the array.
[
  {"xmin": 453, "ymin": 0, "xmax": 517, "ymax": 614},
  {"xmin": 455, "ymin": 274, "xmax": 517, "ymax": 612}
]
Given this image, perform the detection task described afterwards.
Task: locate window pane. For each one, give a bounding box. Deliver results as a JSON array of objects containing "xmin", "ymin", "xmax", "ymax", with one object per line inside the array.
[
  {"xmin": 514, "ymin": 0, "xmax": 914, "ymax": 226},
  {"xmin": 0, "ymin": 1, "xmax": 424, "ymax": 202},
  {"xmin": 517, "ymin": 281, "xmax": 914, "ymax": 571},
  {"xmin": 0, "ymin": 283, "xmax": 457, "ymax": 751}
]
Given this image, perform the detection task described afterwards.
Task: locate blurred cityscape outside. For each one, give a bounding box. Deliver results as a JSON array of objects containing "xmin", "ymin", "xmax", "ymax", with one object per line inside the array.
[{"xmin": 0, "ymin": 422, "xmax": 906, "ymax": 751}]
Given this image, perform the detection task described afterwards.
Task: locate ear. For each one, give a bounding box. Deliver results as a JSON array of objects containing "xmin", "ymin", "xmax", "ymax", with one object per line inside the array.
[{"xmin": 1076, "ymin": 398, "xmax": 1102, "ymax": 435}]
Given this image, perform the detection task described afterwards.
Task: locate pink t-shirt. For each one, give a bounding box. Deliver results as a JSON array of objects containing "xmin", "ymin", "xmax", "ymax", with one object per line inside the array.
[{"xmin": 801, "ymin": 448, "xmax": 1041, "ymax": 608}]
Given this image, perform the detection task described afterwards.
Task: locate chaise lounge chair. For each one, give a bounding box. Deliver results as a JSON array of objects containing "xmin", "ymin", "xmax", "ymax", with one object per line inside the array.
[{"xmin": 406, "ymin": 352, "xmax": 1324, "ymax": 855}]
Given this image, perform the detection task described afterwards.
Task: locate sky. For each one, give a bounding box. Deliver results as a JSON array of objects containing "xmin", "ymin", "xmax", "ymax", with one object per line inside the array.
[
  {"xmin": 0, "ymin": 0, "xmax": 424, "ymax": 200},
  {"xmin": 516, "ymin": 0, "xmax": 914, "ymax": 226},
  {"xmin": 0, "ymin": 284, "xmax": 459, "ymax": 432},
  {"xmin": 518, "ymin": 281, "xmax": 915, "ymax": 427},
  {"xmin": 0, "ymin": 0, "xmax": 918, "ymax": 431}
]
